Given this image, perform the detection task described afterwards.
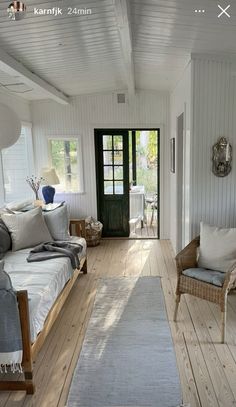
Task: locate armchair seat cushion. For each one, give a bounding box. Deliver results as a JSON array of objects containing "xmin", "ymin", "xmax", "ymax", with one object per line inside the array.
[{"xmin": 182, "ymin": 267, "xmax": 226, "ymax": 287}]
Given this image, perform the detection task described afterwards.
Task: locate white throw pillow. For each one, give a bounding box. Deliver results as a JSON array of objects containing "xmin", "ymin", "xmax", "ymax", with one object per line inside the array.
[
  {"xmin": 43, "ymin": 204, "xmax": 70, "ymax": 241},
  {"xmin": 1, "ymin": 207, "xmax": 52, "ymax": 251},
  {"xmin": 198, "ymin": 222, "xmax": 236, "ymax": 272}
]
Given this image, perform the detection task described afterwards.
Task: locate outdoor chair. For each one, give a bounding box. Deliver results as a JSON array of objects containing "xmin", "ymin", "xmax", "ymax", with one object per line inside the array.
[
  {"xmin": 145, "ymin": 193, "xmax": 157, "ymax": 226},
  {"xmin": 174, "ymin": 235, "xmax": 236, "ymax": 343}
]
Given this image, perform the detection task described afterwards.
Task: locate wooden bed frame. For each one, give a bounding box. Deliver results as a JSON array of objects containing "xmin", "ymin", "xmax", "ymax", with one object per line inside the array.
[{"xmin": 0, "ymin": 219, "xmax": 87, "ymax": 394}]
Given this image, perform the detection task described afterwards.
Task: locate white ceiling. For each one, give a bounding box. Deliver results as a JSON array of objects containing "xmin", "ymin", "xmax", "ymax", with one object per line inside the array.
[{"xmin": 0, "ymin": 0, "xmax": 236, "ymax": 102}]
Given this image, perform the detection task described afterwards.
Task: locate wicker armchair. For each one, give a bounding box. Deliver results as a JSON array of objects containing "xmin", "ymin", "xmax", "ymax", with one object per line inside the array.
[{"xmin": 174, "ymin": 236, "xmax": 236, "ymax": 343}]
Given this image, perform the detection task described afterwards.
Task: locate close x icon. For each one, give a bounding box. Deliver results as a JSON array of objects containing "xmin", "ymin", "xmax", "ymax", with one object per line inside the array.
[{"xmin": 218, "ymin": 4, "xmax": 231, "ymax": 18}]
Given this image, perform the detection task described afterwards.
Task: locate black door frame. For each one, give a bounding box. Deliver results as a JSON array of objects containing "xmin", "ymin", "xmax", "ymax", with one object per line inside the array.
[
  {"xmin": 94, "ymin": 129, "xmax": 130, "ymax": 237},
  {"xmin": 94, "ymin": 127, "xmax": 160, "ymax": 239}
]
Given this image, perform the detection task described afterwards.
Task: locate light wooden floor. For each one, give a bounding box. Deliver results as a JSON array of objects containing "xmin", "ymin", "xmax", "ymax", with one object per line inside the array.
[{"xmin": 1, "ymin": 239, "xmax": 236, "ymax": 407}]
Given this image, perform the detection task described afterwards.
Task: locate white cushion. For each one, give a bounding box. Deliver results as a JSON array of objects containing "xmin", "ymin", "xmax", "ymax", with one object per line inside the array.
[
  {"xmin": 198, "ymin": 222, "xmax": 236, "ymax": 272},
  {"xmin": 1, "ymin": 207, "xmax": 52, "ymax": 251},
  {"xmin": 43, "ymin": 204, "xmax": 70, "ymax": 241}
]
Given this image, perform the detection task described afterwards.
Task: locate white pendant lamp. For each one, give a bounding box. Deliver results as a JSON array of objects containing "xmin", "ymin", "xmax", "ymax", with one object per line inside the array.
[{"xmin": 0, "ymin": 103, "xmax": 21, "ymax": 150}]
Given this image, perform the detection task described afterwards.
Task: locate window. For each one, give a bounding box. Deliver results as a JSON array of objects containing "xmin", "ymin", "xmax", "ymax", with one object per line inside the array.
[
  {"xmin": 49, "ymin": 138, "xmax": 83, "ymax": 193},
  {"xmin": 1, "ymin": 125, "xmax": 34, "ymax": 203}
]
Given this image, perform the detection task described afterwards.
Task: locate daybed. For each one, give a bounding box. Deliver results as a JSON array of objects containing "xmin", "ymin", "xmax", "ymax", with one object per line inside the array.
[{"xmin": 0, "ymin": 209, "xmax": 87, "ymax": 394}]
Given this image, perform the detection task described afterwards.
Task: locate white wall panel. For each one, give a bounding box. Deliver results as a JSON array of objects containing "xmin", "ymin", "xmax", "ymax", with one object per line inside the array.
[
  {"xmin": 191, "ymin": 57, "xmax": 236, "ymax": 237},
  {"xmin": 31, "ymin": 90, "xmax": 170, "ymax": 238},
  {"xmin": 170, "ymin": 62, "xmax": 191, "ymax": 253}
]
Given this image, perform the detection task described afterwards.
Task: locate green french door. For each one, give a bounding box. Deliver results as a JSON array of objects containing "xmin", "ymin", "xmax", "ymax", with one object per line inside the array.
[{"xmin": 95, "ymin": 129, "xmax": 129, "ymax": 237}]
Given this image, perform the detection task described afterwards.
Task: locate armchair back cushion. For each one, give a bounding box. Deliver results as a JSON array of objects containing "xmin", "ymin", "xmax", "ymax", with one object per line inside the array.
[{"xmin": 198, "ymin": 222, "xmax": 236, "ymax": 272}]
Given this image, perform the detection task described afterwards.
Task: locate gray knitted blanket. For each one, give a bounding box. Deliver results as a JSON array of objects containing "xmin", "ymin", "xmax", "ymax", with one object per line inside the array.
[
  {"xmin": 0, "ymin": 260, "xmax": 23, "ymax": 373},
  {"xmin": 27, "ymin": 241, "xmax": 83, "ymax": 269}
]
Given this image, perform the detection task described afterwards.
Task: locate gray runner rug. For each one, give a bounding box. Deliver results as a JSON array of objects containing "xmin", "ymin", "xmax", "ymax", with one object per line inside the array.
[{"xmin": 67, "ymin": 276, "xmax": 182, "ymax": 407}]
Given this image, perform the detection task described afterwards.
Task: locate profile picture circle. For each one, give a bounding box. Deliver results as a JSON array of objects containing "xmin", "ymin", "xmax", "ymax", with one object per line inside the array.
[{"xmin": 7, "ymin": 1, "xmax": 26, "ymax": 21}]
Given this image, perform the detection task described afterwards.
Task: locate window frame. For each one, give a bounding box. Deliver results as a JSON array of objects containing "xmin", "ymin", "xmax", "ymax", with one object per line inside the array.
[{"xmin": 48, "ymin": 136, "xmax": 84, "ymax": 194}]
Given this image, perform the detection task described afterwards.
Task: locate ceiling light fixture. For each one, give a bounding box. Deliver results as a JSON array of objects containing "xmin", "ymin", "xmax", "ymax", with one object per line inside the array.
[{"xmin": 0, "ymin": 103, "xmax": 21, "ymax": 149}]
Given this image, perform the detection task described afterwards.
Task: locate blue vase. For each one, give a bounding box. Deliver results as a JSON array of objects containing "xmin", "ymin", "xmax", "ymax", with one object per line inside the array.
[{"xmin": 42, "ymin": 185, "xmax": 55, "ymax": 204}]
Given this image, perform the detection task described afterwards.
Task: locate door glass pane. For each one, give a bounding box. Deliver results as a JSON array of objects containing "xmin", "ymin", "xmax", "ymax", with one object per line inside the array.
[
  {"xmin": 104, "ymin": 166, "xmax": 113, "ymax": 180},
  {"xmin": 135, "ymin": 130, "xmax": 158, "ymax": 193},
  {"xmin": 114, "ymin": 150, "xmax": 123, "ymax": 165},
  {"xmin": 104, "ymin": 181, "xmax": 113, "ymax": 194},
  {"xmin": 113, "ymin": 136, "xmax": 123, "ymax": 150},
  {"xmin": 103, "ymin": 135, "xmax": 112, "ymax": 150},
  {"xmin": 114, "ymin": 166, "xmax": 123, "ymax": 180},
  {"xmin": 114, "ymin": 181, "xmax": 123, "ymax": 194},
  {"xmin": 103, "ymin": 151, "xmax": 113, "ymax": 165}
]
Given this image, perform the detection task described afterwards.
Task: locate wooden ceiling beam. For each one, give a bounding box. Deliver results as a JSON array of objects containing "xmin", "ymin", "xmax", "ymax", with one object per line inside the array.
[
  {"xmin": 0, "ymin": 47, "xmax": 69, "ymax": 105},
  {"xmin": 114, "ymin": 0, "xmax": 135, "ymax": 96}
]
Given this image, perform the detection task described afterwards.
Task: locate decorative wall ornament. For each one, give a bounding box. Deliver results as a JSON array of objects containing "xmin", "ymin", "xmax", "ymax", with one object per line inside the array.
[{"xmin": 212, "ymin": 137, "xmax": 232, "ymax": 177}]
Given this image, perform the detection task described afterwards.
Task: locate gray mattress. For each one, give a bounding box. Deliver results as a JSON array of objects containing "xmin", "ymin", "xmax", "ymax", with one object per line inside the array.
[{"xmin": 3, "ymin": 236, "xmax": 86, "ymax": 342}]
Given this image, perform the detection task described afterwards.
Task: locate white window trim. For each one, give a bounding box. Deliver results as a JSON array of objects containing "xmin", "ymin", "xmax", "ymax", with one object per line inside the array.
[{"xmin": 48, "ymin": 136, "xmax": 84, "ymax": 194}]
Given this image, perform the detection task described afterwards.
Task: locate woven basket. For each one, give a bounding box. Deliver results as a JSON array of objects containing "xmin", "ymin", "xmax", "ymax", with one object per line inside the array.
[{"xmin": 85, "ymin": 222, "xmax": 103, "ymax": 247}]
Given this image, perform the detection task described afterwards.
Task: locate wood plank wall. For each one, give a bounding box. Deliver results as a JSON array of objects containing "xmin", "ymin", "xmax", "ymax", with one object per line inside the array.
[{"xmin": 191, "ymin": 57, "xmax": 236, "ymax": 236}]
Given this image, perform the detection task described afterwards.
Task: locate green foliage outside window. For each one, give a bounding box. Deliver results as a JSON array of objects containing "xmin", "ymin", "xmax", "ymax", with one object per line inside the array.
[
  {"xmin": 50, "ymin": 139, "xmax": 79, "ymax": 192},
  {"xmin": 129, "ymin": 130, "xmax": 158, "ymax": 194}
]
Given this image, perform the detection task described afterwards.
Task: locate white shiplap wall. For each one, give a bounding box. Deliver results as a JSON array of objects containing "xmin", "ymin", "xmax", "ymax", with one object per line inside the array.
[
  {"xmin": 191, "ymin": 56, "xmax": 236, "ymax": 237},
  {"xmin": 31, "ymin": 90, "xmax": 170, "ymax": 238},
  {"xmin": 170, "ymin": 62, "xmax": 191, "ymax": 253}
]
